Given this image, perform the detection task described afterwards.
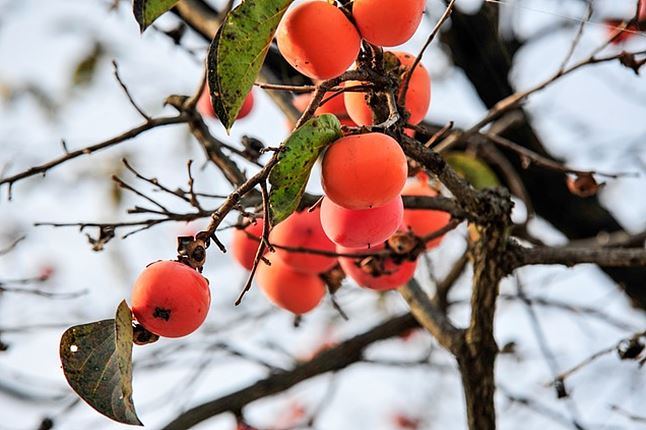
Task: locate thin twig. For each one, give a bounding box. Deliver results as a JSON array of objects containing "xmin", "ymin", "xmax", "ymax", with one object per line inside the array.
[
  {"xmin": 424, "ymin": 121, "xmax": 454, "ymax": 149},
  {"xmin": 0, "ymin": 236, "xmax": 26, "ymax": 256},
  {"xmin": 485, "ymin": 133, "xmax": 637, "ymax": 179},
  {"xmin": 254, "ymin": 82, "xmax": 317, "ymax": 92},
  {"xmin": 436, "ymin": 48, "xmax": 646, "ymax": 151},
  {"xmin": 121, "ymin": 158, "xmax": 192, "ymax": 204},
  {"xmin": 399, "ymin": 0, "xmax": 456, "ymax": 106},
  {"xmin": 0, "ymin": 284, "xmax": 87, "ymax": 299},
  {"xmin": 557, "ymin": 5, "xmax": 593, "ymax": 73},
  {"xmin": 112, "ymin": 175, "xmax": 170, "ymax": 213},
  {"xmin": 547, "ymin": 330, "xmax": 646, "ymax": 387},
  {"xmin": 112, "ymin": 60, "xmax": 150, "ymax": 120},
  {"xmin": 234, "ymin": 181, "xmax": 271, "ymax": 306},
  {"xmin": 0, "ymin": 114, "xmax": 189, "ymax": 190}
]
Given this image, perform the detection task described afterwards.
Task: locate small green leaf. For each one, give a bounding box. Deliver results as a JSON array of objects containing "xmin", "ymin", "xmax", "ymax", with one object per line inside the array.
[
  {"xmin": 60, "ymin": 301, "xmax": 142, "ymax": 426},
  {"xmin": 444, "ymin": 152, "xmax": 500, "ymax": 190},
  {"xmin": 133, "ymin": 0, "xmax": 180, "ymax": 32},
  {"xmin": 208, "ymin": 0, "xmax": 294, "ymax": 131},
  {"xmin": 269, "ymin": 114, "xmax": 342, "ymax": 225}
]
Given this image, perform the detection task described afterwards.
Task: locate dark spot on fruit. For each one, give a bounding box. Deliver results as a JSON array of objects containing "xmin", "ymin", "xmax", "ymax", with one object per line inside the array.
[{"xmin": 153, "ymin": 307, "xmax": 172, "ymax": 321}]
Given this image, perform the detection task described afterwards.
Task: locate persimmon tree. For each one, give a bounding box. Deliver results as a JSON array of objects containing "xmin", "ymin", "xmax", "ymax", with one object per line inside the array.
[{"xmin": 1, "ymin": 0, "xmax": 646, "ymax": 429}]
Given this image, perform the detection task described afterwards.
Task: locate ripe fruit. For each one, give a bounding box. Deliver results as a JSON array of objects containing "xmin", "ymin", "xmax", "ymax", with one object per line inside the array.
[
  {"xmin": 353, "ymin": 0, "xmax": 425, "ymax": 47},
  {"xmin": 401, "ymin": 179, "xmax": 451, "ymax": 249},
  {"xmin": 337, "ymin": 244, "xmax": 417, "ymax": 291},
  {"xmin": 231, "ymin": 219, "xmax": 264, "ymax": 270},
  {"xmin": 276, "ymin": 1, "xmax": 361, "ymax": 80},
  {"xmin": 198, "ymin": 84, "xmax": 254, "ymax": 120},
  {"xmin": 321, "ymin": 133, "xmax": 407, "ymax": 209},
  {"xmin": 604, "ymin": 5, "xmax": 646, "ymax": 45},
  {"xmin": 269, "ymin": 208, "xmax": 337, "ymax": 274},
  {"xmin": 292, "ymin": 88, "xmax": 355, "ymax": 127},
  {"xmin": 344, "ymin": 52, "xmax": 431, "ymax": 126},
  {"xmin": 256, "ymin": 255, "xmax": 326, "ymax": 314},
  {"xmin": 131, "ymin": 261, "xmax": 210, "ymax": 338},
  {"xmin": 320, "ymin": 196, "xmax": 403, "ymax": 248}
]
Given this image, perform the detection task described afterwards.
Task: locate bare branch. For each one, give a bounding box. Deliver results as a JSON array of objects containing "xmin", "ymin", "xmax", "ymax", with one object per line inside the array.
[
  {"xmin": 160, "ymin": 313, "xmax": 418, "ymax": 430},
  {"xmin": 398, "ymin": 279, "xmax": 463, "ymax": 354},
  {"xmin": 485, "ymin": 133, "xmax": 636, "ymax": 179},
  {"xmin": 0, "ymin": 114, "xmax": 189, "ymax": 190},
  {"xmin": 510, "ymin": 243, "xmax": 646, "ymax": 269},
  {"xmin": 112, "ymin": 60, "xmax": 150, "ymax": 120},
  {"xmin": 400, "ymin": 0, "xmax": 456, "ymax": 106}
]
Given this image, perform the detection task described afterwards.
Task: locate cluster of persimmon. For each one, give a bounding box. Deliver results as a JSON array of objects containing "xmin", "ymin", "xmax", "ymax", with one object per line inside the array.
[
  {"xmin": 282, "ymin": 0, "xmax": 431, "ymax": 130},
  {"xmin": 277, "ymin": 0, "xmax": 425, "ymax": 79},
  {"xmin": 226, "ymin": 0, "xmax": 450, "ymax": 316},
  {"xmin": 231, "ymin": 138, "xmax": 450, "ymax": 316},
  {"xmin": 126, "ymin": 0, "xmax": 444, "ymax": 336}
]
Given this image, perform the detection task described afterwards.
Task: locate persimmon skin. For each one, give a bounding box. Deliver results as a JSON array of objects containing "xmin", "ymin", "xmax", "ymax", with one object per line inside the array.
[
  {"xmin": 402, "ymin": 179, "xmax": 451, "ymax": 249},
  {"xmin": 605, "ymin": 19, "xmax": 641, "ymax": 44},
  {"xmin": 337, "ymin": 244, "xmax": 417, "ymax": 291},
  {"xmin": 277, "ymin": 1, "xmax": 361, "ymax": 80},
  {"xmin": 131, "ymin": 261, "xmax": 210, "ymax": 338},
  {"xmin": 344, "ymin": 52, "xmax": 431, "ymax": 126},
  {"xmin": 292, "ymin": 90, "xmax": 356, "ymax": 127},
  {"xmin": 353, "ymin": 0, "xmax": 425, "ymax": 47},
  {"xmin": 321, "ymin": 133, "xmax": 407, "ymax": 209},
  {"xmin": 197, "ymin": 84, "xmax": 254, "ymax": 120},
  {"xmin": 256, "ymin": 255, "xmax": 326, "ymax": 314},
  {"xmin": 270, "ymin": 208, "xmax": 337, "ymax": 274},
  {"xmin": 231, "ymin": 219, "xmax": 264, "ymax": 271},
  {"xmin": 320, "ymin": 196, "xmax": 403, "ymax": 248}
]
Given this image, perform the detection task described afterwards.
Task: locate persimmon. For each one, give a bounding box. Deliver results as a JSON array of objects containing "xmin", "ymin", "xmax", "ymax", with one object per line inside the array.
[
  {"xmin": 131, "ymin": 261, "xmax": 210, "ymax": 338},
  {"xmin": 321, "ymin": 132, "xmax": 407, "ymax": 209},
  {"xmin": 231, "ymin": 219, "xmax": 264, "ymax": 271},
  {"xmin": 197, "ymin": 84, "xmax": 254, "ymax": 120},
  {"xmin": 276, "ymin": 1, "xmax": 361, "ymax": 80},
  {"xmin": 320, "ymin": 196, "xmax": 403, "ymax": 248},
  {"xmin": 256, "ymin": 255, "xmax": 326, "ymax": 314},
  {"xmin": 606, "ymin": 19, "xmax": 645, "ymax": 44},
  {"xmin": 605, "ymin": 3, "xmax": 646, "ymax": 44},
  {"xmin": 344, "ymin": 51, "xmax": 430, "ymax": 126},
  {"xmin": 292, "ymin": 88, "xmax": 355, "ymax": 127},
  {"xmin": 353, "ymin": 0, "xmax": 425, "ymax": 47},
  {"xmin": 270, "ymin": 208, "xmax": 337, "ymax": 274},
  {"xmin": 401, "ymin": 179, "xmax": 451, "ymax": 249},
  {"xmin": 337, "ymin": 244, "xmax": 417, "ymax": 291}
]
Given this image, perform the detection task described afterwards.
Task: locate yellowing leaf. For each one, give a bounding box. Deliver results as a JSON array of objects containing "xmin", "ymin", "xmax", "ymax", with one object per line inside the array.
[{"xmin": 444, "ymin": 152, "xmax": 500, "ymax": 189}]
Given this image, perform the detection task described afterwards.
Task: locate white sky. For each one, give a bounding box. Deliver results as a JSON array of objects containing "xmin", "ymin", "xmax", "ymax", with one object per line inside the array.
[{"xmin": 0, "ymin": 0, "xmax": 645, "ymax": 429}]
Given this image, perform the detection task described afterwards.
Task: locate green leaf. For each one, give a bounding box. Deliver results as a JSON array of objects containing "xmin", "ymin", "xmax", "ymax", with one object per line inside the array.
[
  {"xmin": 133, "ymin": 0, "xmax": 180, "ymax": 32},
  {"xmin": 60, "ymin": 301, "xmax": 142, "ymax": 426},
  {"xmin": 269, "ymin": 114, "xmax": 342, "ymax": 225},
  {"xmin": 444, "ymin": 152, "xmax": 500, "ymax": 189},
  {"xmin": 208, "ymin": 0, "xmax": 294, "ymax": 131}
]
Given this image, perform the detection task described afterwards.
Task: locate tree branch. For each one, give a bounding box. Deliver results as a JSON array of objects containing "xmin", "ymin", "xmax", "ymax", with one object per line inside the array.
[
  {"xmin": 0, "ymin": 114, "xmax": 189, "ymax": 193},
  {"xmin": 398, "ymin": 279, "xmax": 463, "ymax": 354},
  {"xmin": 161, "ymin": 313, "xmax": 418, "ymax": 430},
  {"xmin": 510, "ymin": 243, "xmax": 646, "ymax": 269}
]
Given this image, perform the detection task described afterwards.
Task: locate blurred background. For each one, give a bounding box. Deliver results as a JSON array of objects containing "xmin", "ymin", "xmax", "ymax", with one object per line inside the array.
[{"xmin": 0, "ymin": 0, "xmax": 645, "ymax": 429}]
